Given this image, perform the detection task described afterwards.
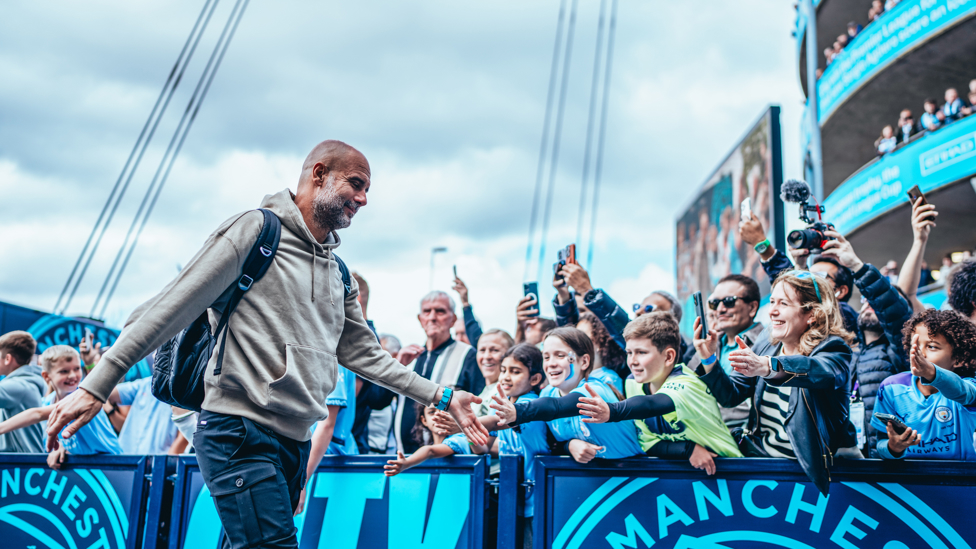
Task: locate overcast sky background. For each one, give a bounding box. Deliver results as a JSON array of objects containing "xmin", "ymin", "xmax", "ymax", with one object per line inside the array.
[{"xmin": 0, "ymin": 0, "xmax": 805, "ymax": 345}]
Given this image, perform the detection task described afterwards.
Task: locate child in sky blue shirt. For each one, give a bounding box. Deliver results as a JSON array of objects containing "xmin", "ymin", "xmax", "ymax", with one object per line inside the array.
[
  {"xmin": 482, "ymin": 344, "xmax": 550, "ymax": 519},
  {"xmin": 112, "ymin": 376, "xmax": 179, "ymax": 454},
  {"xmin": 304, "ymin": 365, "xmax": 359, "ymax": 482},
  {"xmin": 0, "ymin": 345, "xmax": 121, "ymax": 469},
  {"xmin": 383, "ymin": 402, "xmax": 488, "ymax": 475},
  {"xmin": 491, "ymin": 327, "xmax": 642, "ymax": 461},
  {"xmin": 873, "ymin": 310, "xmax": 976, "ymax": 460}
]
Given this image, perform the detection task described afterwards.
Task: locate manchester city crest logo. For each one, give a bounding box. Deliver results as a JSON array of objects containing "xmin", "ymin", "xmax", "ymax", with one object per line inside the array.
[{"xmin": 935, "ymin": 406, "xmax": 953, "ymax": 423}]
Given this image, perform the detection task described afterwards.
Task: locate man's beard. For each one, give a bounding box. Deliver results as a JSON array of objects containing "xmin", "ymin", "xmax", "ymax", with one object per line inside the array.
[
  {"xmin": 858, "ymin": 312, "xmax": 881, "ymax": 334},
  {"xmin": 312, "ymin": 182, "xmax": 355, "ymax": 231}
]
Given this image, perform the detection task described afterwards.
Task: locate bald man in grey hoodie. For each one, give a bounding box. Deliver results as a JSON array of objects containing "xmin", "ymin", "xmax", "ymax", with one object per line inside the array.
[{"xmin": 46, "ymin": 140, "xmax": 488, "ymax": 549}]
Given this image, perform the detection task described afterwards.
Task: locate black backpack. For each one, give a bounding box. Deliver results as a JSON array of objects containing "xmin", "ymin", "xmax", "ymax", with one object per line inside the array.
[{"xmin": 151, "ymin": 209, "xmax": 352, "ymax": 411}]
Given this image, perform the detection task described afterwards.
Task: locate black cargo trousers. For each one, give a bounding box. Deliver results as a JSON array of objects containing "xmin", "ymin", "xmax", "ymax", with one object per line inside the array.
[{"xmin": 194, "ymin": 410, "xmax": 311, "ymax": 549}]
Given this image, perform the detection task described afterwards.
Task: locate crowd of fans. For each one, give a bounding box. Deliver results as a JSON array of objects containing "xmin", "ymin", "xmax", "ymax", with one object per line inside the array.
[
  {"xmin": 876, "ymin": 81, "xmax": 976, "ymax": 155},
  {"xmin": 820, "ymin": 0, "xmax": 900, "ymax": 66},
  {"xmin": 1, "ymin": 186, "xmax": 975, "ymax": 547}
]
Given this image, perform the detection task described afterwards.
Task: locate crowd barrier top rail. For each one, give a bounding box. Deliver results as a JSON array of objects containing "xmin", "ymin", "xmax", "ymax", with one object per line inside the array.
[{"xmin": 534, "ymin": 456, "xmax": 976, "ymax": 549}]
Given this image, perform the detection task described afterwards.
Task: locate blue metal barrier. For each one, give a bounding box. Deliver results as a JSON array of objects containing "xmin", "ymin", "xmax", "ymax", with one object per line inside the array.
[
  {"xmin": 0, "ymin": 454, "xmax": 162, "ymax": 549},
  {"xmin": 169, "ymin": 454, "xmax": 489, "ymax": 549},
  {"xmin": 9, "ymin": 452, "xmax": 974, "ymax": 548},
  {"xmin": 497, "ymin": 454, "xmax": 524, "ymax": 548},
  {"xmin": 534, "ymin": 456, "xmax": 976, "ymax": 549}
]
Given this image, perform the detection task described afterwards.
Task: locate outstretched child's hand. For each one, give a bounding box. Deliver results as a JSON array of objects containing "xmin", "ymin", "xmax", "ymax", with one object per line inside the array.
[
  {"xmin": 689, "ymin": 444, "xmax": 718, "ymax": 475},
  {"xmin": 47, "ymin": 447, "xmax": 66, "ymax": 470},
  {"xmin": 489, "ymin": 385, "xmax": 517, "ymax": 426},
  {"xmin": 430, "ymin": 410, "xmax": 461, "ymax": 436},
  {"xmin": 578, "ymin": 383, "xmax": 610, "ymax": 423},
  {"xmin": 567, "ymin": 439, "xmax": 604, "ymax": 464},
  {"xmin": 384, "ymin": 451, "xmax": 409, "ymax": 477},
  {"xmin": 909, "ymin": 333, "xmax": 937, "ymax": 382}
]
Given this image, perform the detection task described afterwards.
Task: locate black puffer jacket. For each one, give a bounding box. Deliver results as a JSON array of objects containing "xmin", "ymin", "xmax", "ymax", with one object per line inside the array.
[{"xmin": 850, "ymin": 264, "xmax": 912, "ymax": 457}]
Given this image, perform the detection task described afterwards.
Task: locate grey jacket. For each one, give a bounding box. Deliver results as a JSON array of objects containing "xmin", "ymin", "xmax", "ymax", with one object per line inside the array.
[
  {"xmin": 0, "ymin": 365, "xmax": 47, "ymax": 453},
  {"xmin": 81, "ymin": 190, "xmax": 440, "ymax": 441}
]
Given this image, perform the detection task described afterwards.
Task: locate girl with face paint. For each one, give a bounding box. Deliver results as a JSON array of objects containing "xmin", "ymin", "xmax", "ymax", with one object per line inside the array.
[{"xmin": 492, "ymin": 328, "xmax": 641, "ymax": 463}]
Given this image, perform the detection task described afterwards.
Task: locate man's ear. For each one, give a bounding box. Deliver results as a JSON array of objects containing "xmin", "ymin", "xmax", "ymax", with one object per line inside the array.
[
  {"xmin": 666, "ymin": 348, "xmax": 677, "ymax": 367},
  {"xmin": 313, "ymin": 162, "xmax": 330, "ymax": 185},
  {"xmin": 748, "ymin": 300, "xmax": 760, "ymax": 318}
]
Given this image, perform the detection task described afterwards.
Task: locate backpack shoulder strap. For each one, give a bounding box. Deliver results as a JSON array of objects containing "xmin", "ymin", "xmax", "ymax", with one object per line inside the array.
[
  {"xmin": 237, "ymin": 209, "xmax": 281, "ymax": 291},
  {"xmin": 212, "ymin": 209, "xmax": 281, "ymax": 375},
  {"xmin": 332, "ymin": 252, "xmax": 352, "ymax": 297}
]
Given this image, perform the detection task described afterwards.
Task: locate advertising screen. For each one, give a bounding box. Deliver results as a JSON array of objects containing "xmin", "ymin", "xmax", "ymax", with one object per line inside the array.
[{"xmin": 675, "ymin": 107, "xmax": 783, "ymax": 313}]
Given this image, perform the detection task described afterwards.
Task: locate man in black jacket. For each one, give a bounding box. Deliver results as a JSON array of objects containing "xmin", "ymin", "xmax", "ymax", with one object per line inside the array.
[{"xmin": 819, "ymin": 231, "xmax": 913, "ymax": 456}]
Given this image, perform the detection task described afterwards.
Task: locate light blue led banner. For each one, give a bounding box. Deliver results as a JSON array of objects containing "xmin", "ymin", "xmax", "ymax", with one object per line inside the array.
[
  {"xmin": 536, "ymin": 458, "xmax": 976, "ymax": 549},
  {"xmin": 823, "ymin": 114, "xmax": 976, "ymax": 235},
  {"xmin": 170, "ymin": 455, "xmax": 487, "ymax": 549},
  {"xmin": 818, "ymin": 0, "xmax": 976, "ymax": 123}
]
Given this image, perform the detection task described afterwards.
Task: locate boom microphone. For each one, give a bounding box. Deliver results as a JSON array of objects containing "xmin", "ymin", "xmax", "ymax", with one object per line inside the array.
[{"xmin": 781, "ymin": 179, "xmax": 812, "ymax": 204}]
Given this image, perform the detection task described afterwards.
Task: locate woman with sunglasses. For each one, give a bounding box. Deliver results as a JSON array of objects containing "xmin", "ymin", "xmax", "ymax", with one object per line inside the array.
[
  {"xmin": 694, "ymin": 270, "xmax": 857, "ymax": 495},
  {"xmin": 686, "ymin": 274, "xmax": 765, "ymax": 430}
]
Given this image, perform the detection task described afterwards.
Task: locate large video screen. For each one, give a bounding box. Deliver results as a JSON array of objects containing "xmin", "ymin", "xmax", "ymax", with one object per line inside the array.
[{"xmin": 675, "ymin": 107, "xmax": 782, "ymax": 308}]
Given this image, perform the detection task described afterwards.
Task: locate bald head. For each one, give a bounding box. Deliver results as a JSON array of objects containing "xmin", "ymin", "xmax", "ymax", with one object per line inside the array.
[
  {"xmin": 300, "ymin": 140, "xmax": 369, "ymax": 183},
  {"xmin": 294, "ymin": 140, "xmax": 372, "ymax": 242}
]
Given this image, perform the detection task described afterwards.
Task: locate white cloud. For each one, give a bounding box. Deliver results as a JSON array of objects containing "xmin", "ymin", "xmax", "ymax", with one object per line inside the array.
[
  {"xmin": 606, "ymin": 263, "xmax": 677, "ymax": 317},
  {"xmin": 0, "ymin": 0, "xmax": 806, "ymax": 346}
]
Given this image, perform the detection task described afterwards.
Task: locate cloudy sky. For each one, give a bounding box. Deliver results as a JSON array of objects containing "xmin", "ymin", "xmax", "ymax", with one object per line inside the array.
[{"xmin": 0, "ymin": 0, "xmax": 804, "ymax": 345}]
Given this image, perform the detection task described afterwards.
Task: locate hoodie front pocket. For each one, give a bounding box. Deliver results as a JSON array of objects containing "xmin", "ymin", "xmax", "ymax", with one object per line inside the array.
[{"xmin": 268, "ymin": 344, "xmax": 335, "ymax": 420}]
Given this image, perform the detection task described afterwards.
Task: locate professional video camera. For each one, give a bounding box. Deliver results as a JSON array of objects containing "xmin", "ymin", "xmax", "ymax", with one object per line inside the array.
[{"xmin": 782, "ymin": 179, "xmax": 834, "ymax": 252}]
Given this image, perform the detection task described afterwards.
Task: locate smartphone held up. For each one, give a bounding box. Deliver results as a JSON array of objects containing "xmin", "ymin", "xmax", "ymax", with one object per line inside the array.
[
  {"xmin": 523, "ymin": 282, "xmax": 540, "ymax": 318},
  {"xmin": 693, "ymin": 291, "xmax": 709, "ymax": 339}
]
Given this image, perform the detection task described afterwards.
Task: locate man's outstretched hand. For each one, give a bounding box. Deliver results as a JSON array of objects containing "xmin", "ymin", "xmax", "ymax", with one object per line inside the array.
[
  {"xmin": 446, "ymin": 389, "xmax": 490, "ymax": 446},
  {"xmin": 46, "ymin": 387, "xmax": 103, "ymax": 451}
]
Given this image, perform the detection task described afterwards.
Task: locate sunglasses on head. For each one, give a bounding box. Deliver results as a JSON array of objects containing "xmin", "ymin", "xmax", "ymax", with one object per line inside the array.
[
  {"xmin": 707, "ymin": 296, "xmax": 749, "ymax": 310},
  {"xmin": 633, "ymin": 304, "xmax": 655, "ymax": 314}
]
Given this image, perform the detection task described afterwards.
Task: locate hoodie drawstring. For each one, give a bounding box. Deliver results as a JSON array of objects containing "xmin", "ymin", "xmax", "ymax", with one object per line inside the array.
[
  {"xmin": 311, "ymin": 244, "xmax": 317, "ymax": 302},
  {"xmin": 326, "ymin": 247, "xmax": 334, "ymax": 305}
]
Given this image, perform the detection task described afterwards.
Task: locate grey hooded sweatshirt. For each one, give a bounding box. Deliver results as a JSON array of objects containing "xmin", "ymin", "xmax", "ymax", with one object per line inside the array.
[
  {"xmin": 0, "ymin": 364, "xmax": 47, "ymax": 453},
  {"xmin": 80, "ymin": 189, "xmax": 440, "ymax": 441}
]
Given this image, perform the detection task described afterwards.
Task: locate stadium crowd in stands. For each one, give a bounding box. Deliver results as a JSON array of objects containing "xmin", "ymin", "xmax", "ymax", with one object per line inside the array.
[
  {"xmin": 1, "ymin": 179, "xmax": 975, "ymax": 548},
  {"xmin": 877, "ymin": 81, "xmax": 976, "ymax": 155}
]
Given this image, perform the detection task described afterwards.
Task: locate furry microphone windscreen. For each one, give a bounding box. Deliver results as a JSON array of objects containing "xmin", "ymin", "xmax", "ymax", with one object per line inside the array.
[{"xmin": 781, "ymin": 179, "xmax": 811, "ymax": 204}]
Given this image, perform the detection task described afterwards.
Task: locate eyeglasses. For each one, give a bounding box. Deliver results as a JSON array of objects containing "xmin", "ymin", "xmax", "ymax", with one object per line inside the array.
[
  {"xmin": 633, "ymin": 304, "xmax": 655, "ymax": 314},
  {"xmin": 707, "ymin": 296, "xmax": 749, "ymax": 310}
]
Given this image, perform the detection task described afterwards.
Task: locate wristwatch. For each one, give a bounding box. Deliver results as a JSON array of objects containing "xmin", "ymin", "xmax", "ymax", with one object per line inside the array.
[
  {"xmin": 754, "ymin": 239, "xmax": 771, "ymax": 254},
  {"xmin": 435, "ymin": 387, "xmax": 454, "ymax": 411}
]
